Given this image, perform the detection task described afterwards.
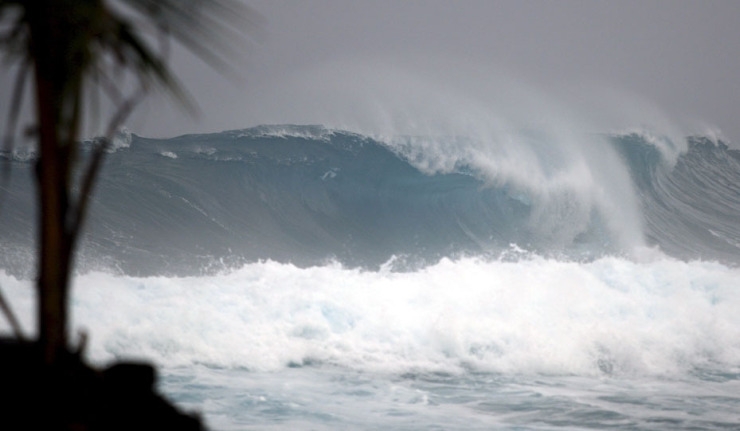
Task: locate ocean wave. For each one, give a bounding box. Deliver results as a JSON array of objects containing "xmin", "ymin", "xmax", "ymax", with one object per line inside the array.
[
  {"xmin": 3, "ymin": 256, "xmax": 738, "ymax": 377},
  {"xmin": 1, "ymin": 124, "xmax": 738, "ymax": 277}
]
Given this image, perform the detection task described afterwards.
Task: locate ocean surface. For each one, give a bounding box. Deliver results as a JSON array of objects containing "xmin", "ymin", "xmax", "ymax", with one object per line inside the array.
[{"xmin": 2, "ymin": 124, "xmax": 740, "ymax": 429}]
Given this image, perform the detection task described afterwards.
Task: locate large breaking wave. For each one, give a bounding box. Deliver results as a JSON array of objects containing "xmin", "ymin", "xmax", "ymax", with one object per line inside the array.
[{"xmin": 0, "ymin": 124, "xmax": 739, "ymax": 276}]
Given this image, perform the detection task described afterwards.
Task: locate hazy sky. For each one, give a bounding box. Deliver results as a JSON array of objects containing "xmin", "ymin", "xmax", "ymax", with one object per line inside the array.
[{"xmin": 9, "ymin": 1, "xmax": 740, "ymax": 143}]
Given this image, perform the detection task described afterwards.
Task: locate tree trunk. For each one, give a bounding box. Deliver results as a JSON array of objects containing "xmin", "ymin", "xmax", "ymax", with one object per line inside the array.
[
  {"xmin": 29, "ymin": 2, "xmax": 77, "ymax": 366},
  {"xmin": 34, "ymin": 87, "xmax": 72, "ymax": 365}
]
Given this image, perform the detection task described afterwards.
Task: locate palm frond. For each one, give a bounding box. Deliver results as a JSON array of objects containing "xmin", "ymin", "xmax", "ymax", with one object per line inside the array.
[
  {"xmin": 0, "ymin": 0, "xmax": 260, "ymax": 365},
  {"xmin": 123, "ymin": 0, "xmax": 261, "ymax": 76}
]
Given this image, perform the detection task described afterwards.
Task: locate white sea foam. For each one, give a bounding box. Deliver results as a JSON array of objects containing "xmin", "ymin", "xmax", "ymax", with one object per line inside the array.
[
  {"xmin": 608, "ymin": 127, "xmax": 686, "ymax": 165},
  {"xmin": 110, "ymin": 127, "xmax": 133, "ymax": 151},
  {"xmin": 2, "ymin": 256, "xmax": 739, "ymax": 377},
  {"xmin": 230, "ymin": 124, "xmax": 337, "ymax": 142}
]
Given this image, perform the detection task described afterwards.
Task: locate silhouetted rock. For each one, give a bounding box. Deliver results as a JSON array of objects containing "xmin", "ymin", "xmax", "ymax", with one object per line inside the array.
[{"xmin": 0, "ymin": 337, "xmax": 202, "ymax": 430}]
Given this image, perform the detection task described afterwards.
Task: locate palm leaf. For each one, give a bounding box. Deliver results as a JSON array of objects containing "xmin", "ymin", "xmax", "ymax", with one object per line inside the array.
[{"xmin": 0, "ymin": 0, "xmax": 260, "ymax": 363}]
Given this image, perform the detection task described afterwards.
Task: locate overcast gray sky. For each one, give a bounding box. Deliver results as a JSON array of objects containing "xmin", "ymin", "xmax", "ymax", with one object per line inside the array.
[{"xmin": 12, "ymin": 1, "xmax": 740, "ymax": 143}]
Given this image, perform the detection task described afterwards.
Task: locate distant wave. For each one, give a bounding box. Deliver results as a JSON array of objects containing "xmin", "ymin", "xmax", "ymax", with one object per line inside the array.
[{"xmin": 1, "ymin": 125, "xmax": 738, "ymax": 276}]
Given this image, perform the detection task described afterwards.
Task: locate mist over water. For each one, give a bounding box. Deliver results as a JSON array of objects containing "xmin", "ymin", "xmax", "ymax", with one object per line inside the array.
[{"xmin": 248, "ymin": 58, "xmax": 707, "ymax": 256}]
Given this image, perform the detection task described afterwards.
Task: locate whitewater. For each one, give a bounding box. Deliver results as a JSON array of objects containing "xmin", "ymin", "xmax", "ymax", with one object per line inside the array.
[{"xmin": 2, "ymin": 124, "xmax": 740, "ymax": 429}]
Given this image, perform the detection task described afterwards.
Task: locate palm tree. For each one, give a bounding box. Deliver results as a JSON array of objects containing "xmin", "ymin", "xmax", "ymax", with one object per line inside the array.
[{"xmin": 0, "ymin": 0, "xmax": 254, "ymax": 365}]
